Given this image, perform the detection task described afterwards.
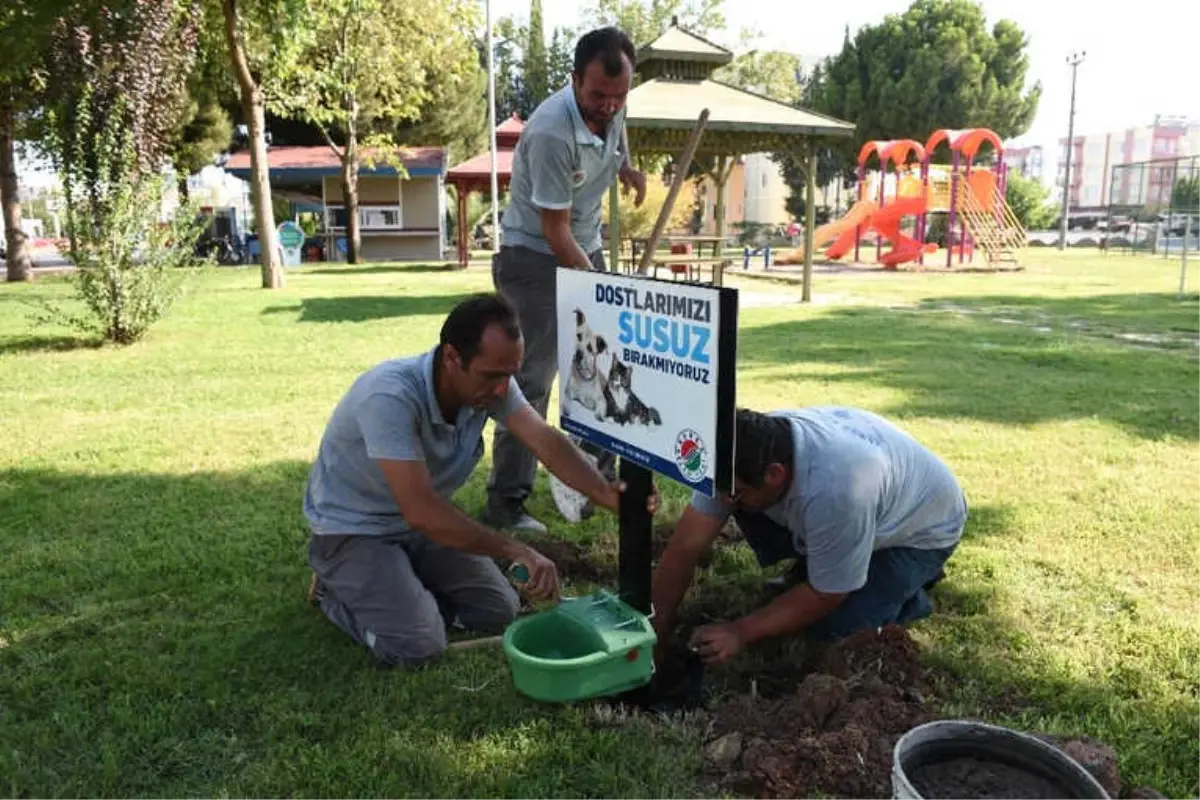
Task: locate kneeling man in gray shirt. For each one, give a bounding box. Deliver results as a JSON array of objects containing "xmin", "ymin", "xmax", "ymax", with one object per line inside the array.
[
  {"xmin": 652, "ymin": 406, "xmax": 967, "ymax": 665},
  {"xmin": 303, "ymin": 294, "xmax": 656, "ymax": 666}
]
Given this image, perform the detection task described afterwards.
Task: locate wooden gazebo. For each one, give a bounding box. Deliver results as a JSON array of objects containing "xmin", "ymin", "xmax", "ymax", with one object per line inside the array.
[
  {"xmin": 620, "ymin": 21, "xmax": 856, "ymax": 298},
  {"xmin": 445, "ymin": 114, "xmax": 525, "ymax": 268}
]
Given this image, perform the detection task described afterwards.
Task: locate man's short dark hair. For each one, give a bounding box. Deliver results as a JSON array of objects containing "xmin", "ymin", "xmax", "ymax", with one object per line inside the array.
[
  {"xmin": 439, "ymin": 294, "xmax": 521, "ymax": 367},
  {"xmin": 734, "ymin": 408, "xmax": 795, "ymax": 486},
  {"xmin": 573, "ymin": 26, "xmax": 636, "ymax": 77}
]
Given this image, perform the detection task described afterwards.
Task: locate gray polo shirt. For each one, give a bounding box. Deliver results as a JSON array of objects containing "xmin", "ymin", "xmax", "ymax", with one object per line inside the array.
[
  {"xmin": 692, "ymin": 407, "xmax": 967, "ymax": 594},
  {"xmin": 303, "ymin": 347, "xmax": 529, "ymax": 536},
  {"xmin": 501, "ymin": 85, "xmax": 626, "ymax": 255}
]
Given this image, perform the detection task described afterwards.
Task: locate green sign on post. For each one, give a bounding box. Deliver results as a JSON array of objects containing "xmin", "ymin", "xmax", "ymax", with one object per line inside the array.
[{"xmin": 278, "ymin": 220, "xmax": 305, "ymax": 266}]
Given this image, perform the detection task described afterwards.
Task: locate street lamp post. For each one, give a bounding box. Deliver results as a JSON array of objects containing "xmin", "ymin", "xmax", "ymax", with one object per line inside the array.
[
  {"xmin": 1058, "ymin": 50, "xmax": 1086, "ymax": 251},
  {"xmin": 486, "ymin": 0, "xmax": 500, "ymax": 254}
]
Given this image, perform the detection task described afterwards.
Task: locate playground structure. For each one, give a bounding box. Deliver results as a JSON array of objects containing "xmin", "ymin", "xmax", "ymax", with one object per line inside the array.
[{"xmin": 813, "ymin": 127, "xmax": 1027, "ymax": 270}]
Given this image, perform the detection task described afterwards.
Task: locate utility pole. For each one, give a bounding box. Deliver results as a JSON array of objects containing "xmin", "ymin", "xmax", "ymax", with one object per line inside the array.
[
  {"xmin": 1058, "ymin": 50, "xmax": 1086, "ymax": 250},
  {"xmin": 486, "ymin": 0, "xmax": 500, "ymax": 253}
]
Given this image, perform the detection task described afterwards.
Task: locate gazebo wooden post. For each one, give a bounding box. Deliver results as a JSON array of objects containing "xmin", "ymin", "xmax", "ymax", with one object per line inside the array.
[
  {"xmin": 803, "ymin": 138, "xmax": 817, "ymax": 302},
  {"xmin": 456, "ymin": 184, "xmax": 470, "ymax": 269}
]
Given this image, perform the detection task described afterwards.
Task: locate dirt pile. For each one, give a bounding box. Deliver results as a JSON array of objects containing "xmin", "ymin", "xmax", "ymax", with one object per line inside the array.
[{"xmin": 703, "ymin": 625, "xmax": 938, "ymax": 799}]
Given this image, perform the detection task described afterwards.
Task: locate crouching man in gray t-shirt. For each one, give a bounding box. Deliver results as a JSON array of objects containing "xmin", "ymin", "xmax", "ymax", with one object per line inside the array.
[
  {"xmin": 652, "ymin": 407, "xmax": 968, "ymax": 665},
  {"xmin": 303, "ymin": 294, "xmax": 658, "ymax": 666}
]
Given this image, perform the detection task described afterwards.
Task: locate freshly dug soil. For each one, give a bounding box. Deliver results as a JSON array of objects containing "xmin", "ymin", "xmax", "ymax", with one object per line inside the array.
[
  {"xmin": 907, "ymin": 756, "xmax": 1072, "ymax": 799},
  {"xmin": 706, "ymin": 625, "xmax": 939, "ymax": 798},
  {"xmin": 519, "ymin": 534, "xmax": 615, "ymax": 584}
]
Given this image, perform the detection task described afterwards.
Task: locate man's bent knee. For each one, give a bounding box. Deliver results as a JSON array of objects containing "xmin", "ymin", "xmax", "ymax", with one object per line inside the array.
[
  {"xmin": 365, "ymin": 625, "xmax": 448, "ymax": 667},
  {"xmin": 454, "ymin": 584, "xmax": 519, "ymax": 632}
]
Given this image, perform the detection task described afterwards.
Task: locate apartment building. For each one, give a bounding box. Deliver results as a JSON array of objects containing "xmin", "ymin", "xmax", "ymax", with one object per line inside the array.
[
  {"xmin": 1056, "ymin": 115, "xmax": 1200, "ymax": 210},
  {"xmin": 1003, "ymin": 145, "xmax": 1044, "ymax": 180}
]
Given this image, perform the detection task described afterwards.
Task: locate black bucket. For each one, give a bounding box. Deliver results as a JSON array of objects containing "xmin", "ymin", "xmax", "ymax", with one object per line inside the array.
[{"xmin": 892, "ymin": 720, "xmax": 1111, "ymax": 799}]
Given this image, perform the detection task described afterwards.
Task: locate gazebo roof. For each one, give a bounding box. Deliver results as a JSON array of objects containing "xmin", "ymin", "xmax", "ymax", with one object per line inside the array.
[
  {"xmin": 446, "ymin": 114, "xmax": 524, "ymax": 188},
  {"xmin": 636, "ymin": 25, "xmax": 732, "ymax": 67},
  {"xmin": 626, "ymin": 21, "xmax": 854, "ymax": 154}
]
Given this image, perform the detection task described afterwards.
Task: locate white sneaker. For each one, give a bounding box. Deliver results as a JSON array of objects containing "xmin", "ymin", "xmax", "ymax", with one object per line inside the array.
[{"xmin": 551, "ymin": 451, "xmax": 598, "ymax": 524}]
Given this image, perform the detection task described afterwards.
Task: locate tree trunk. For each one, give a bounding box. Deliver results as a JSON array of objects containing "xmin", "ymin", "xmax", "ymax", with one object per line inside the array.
[
  {"xmin": 0, "ymin": 90, "xmax": 32, "ymax": 282},
  {"xmin": 177, "ymin": 172, "xmax": 190, "ymax": 203},
  {"xmin": 341, "ymin": 132, "xmax": 361, "ymax": 265},
  {"xmin": 222, "ymin": 0, "xmax": 283, "ymax": 289}
]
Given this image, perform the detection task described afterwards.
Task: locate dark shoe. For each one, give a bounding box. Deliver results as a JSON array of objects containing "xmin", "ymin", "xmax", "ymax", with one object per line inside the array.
[{"xmin": 483, "ymin": 504, "xmax": 548, "ymax": 535}]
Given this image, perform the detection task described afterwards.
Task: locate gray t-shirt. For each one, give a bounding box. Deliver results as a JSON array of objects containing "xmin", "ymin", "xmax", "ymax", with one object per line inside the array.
[
  {"xmin": 692, "ymin": 407, "xmax": 967, "ymax": 594},
  {"xmin": 303, "ymin": 347, "xmax": 528, "ymax": 536},
  {"xmin": 501, "ymin": 85, "xmax": 626, "ymax": 255}
]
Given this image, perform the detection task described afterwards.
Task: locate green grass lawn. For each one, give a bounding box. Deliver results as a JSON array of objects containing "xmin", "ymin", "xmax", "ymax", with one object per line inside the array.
[{"xmin": 1, "ymin": 250, "xmax": 1197, "ymax": 797}]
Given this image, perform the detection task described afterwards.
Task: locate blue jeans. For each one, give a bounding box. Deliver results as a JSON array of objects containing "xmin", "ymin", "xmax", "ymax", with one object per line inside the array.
[{"xmin": 734, "ymin": 510, "xmax": 957, "ymax": 643}]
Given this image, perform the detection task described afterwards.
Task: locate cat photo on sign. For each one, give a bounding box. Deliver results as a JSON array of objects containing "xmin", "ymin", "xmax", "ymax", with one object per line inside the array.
[{"xmin": 562, "ymin": 308, "xmax": 661, "ymax": 428}]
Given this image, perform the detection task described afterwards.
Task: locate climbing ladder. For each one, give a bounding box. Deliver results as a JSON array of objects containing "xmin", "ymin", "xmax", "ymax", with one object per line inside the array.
[{"xmin": 955, "ymin": 172, "xmax": 1027, "ymax": 269}]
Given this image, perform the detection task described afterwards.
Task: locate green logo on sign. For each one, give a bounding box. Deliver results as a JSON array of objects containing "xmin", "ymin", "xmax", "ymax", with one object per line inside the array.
[{"xmin": 277, "ymin": 221, "xmax": 304, "ymax": 249}]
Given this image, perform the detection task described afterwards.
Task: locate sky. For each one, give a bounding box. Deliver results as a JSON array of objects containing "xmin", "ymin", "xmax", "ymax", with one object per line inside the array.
[{"xmin": 488, "ymin": 0, "xmax": 1200, "ymax": 181}]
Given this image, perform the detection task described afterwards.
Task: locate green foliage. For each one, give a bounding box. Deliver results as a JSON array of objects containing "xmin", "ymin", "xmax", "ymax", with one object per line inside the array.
[
  {"xmin": 272, "ymin": 0, "xmax": 480, "ymax": 157},
  {"xmin": 1005, "ymin": 172, "xmax": 1057, "ymax": 230},
  {"xmin": 487, "ymin": 7, "xmax": 574, "ymax": 123},
  {"xmin": 37, "ymin": 93, "xmax": 204, "ymax": 344},
  {"xmin": 813, "ymin": 0, "xmax": 1041, "ymax": 147},
  {"xmin": 36, "ymin": 1, "xmax": 205, "ymax": 343},
  {"xmin": 523, "ymin": 0, "xmax": 550, "ymax": 108},
  {"xmin": 582, "ymin": 0, "xmax": 726, "ymax": 47},
  {"xmin": 713, "ymin": 41, "xmax": 803, "ymax": 105},
  {"xmin": 1171, "ymin": 174, "xmax": 1198, "ymax": 212},
  {"xmin": 602, "ymin": 174, "xmax": 692, "ymax": 238}
]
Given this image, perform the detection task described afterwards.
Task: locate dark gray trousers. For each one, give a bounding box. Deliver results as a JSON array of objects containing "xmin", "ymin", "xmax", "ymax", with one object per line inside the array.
[
  {"xmin": 487, "ymin": 245, "xmax": 616, "ymax": 514},
  {"xmin": 308, "ymin": 532, "xmax": 519, "ymax": 665}
]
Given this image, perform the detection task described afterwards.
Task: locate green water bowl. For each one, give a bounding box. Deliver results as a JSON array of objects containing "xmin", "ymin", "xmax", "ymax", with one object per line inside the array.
[{"xmin": 502, "ymin": 589, "xmax": 657, "ymax": 703}]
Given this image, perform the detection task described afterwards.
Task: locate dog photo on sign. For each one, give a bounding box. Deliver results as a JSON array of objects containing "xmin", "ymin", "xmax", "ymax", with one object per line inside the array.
[{"xmin": 563, "ymin": 309, "xmax": 661, "ymax": 428}]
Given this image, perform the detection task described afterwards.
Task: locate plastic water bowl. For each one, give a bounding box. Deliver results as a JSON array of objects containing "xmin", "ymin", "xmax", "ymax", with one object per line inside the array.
[{"xmin": 502, "ymin": 589, "xmax": 657, "ymax": 703}]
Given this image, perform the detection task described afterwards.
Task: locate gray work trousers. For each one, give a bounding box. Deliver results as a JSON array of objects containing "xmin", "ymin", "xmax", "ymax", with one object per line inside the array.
[
  {"xmin": 487, "ymin": 245, "xmax": 616, "ymax": 515},
  {"xmin": 308, "ymin": 531, "xmax": 519, "ymax": 666}
]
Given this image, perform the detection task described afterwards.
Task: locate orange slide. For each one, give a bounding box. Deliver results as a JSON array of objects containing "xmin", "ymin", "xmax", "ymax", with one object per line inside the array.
[
  {"xmin": 814, "ymin": 200, "xmax": 878, "ymax": 260},
  {"xmin": 871, "ymin": 194, "xmax": 939, "ymax": 267},
  {"xmin": 816, "ymin": 194, "xmax": 936, "ymax": 266}
]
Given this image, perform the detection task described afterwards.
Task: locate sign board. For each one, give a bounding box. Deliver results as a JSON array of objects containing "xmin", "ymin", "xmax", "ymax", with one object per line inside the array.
[
  {"xmin": 277, "ymin": 221, "xmax": 305, "ymax": 266},
  {"xmin": 556, "ymin": 268, "xmax": 737, "ymax": 497}
]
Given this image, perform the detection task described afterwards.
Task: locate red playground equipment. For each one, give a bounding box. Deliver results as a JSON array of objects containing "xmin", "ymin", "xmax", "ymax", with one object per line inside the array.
[{"xmin": 812, "ymin": 127, "xmax": 1027, "ymax": 270}]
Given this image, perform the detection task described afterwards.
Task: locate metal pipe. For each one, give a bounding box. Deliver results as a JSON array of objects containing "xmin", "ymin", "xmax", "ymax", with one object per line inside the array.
[{"xmin": 486, "ymin": 0, "xmax": 500, "ymax": 253}]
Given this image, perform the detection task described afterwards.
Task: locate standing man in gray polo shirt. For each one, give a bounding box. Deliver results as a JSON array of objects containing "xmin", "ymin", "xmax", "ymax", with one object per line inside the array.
[
  {"xmin": 651, "ymin": 406, "xmax": 968, "ymax": 665},
  {"xmin": 303, "ymin": 294, "xmax": 658, "ymax": 666},
  {"xmin": 485, "ymin": 26, "xmax": 648, "ymax": 533}
]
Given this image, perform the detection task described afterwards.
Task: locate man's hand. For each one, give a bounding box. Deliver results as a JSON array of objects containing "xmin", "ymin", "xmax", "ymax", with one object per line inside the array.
[
  {"xmin": 619, "ymin": 165, "xmax": 647, "ymax": 208},
  {"xmin": 510, "ymin": 544, "xmax": 561, "ymax": 602},
  {"xmin": 597, "ymin": 477, "xmax": 662, "ymax": 516},
  {"xmin": 689, "ymin": 622, "xmax": 745, "ymax": 665}
]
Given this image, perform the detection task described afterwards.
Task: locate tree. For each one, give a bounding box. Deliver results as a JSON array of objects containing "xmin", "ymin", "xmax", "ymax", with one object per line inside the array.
[
  {"xmin": 812, "ymin": 0, "xmax": 1040, "ymax": 145},
  {"xmin": 603, "ymin": 173, "xmax": 692, "ymax": 239},
  {"xmin": 523, "ymin": 0, "xmax": 550, "ymax": 109},
  {"xmin": 1005, "ymin": 172, "xmax": 1056, "ymax": 230},
  {"xmin": 714, "ymin": 37, "xmax": 804, "ymax": 105},
  {"xmin": 272, "ymin": 0, "xmax": 479, "ymax": 265},
  {"xmin": 38, "ymin": 0, "xmax": 207, "ymax": 344},
  {"xmin": 218, "ymin": 0, "xmax": 309, "ymax": 288},
  {"xmin": 1172, "ymin": 174, "xmax": 1198, "ymax": 212},
  {"xmin": 582, "ymin": 0, "xmax": 726, "ymax": 48},
  {"xmin": 548, "ymin": 26, "xmax": 575, "ymax": 93},
  {"xmin": 171, "ymin": 37, "xmax": 235, "ymax": 199},
  {"xmin": 0, "ymin": 0, "xmax": 57, "ymax": 282}
]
